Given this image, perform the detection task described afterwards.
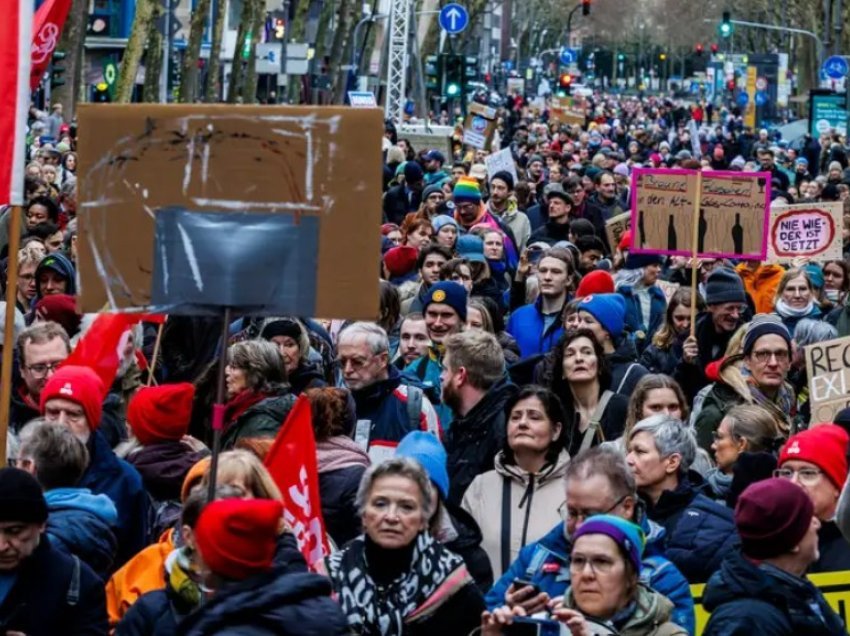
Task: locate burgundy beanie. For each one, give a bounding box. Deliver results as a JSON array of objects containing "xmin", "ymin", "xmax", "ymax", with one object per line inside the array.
[
  {"xmin": 34, "ymin": 294, "xmax": 81, "ymax": 337},
  {"xmin": 40, "ymin": 365, "xmax": 104, "ymax": 430},
  {"xmin": 383, "ymin": 246, "xmax": 419, "ymax": 278},
  {"xmin": 195, "ymin": 498, "xmax": 283, "ymax": 580},
  {"xmin": 735, "ymin": 478, "xmax": 814, "ymax": 560},
  {"xmin": 127, "ymin": 383, "xmax": 196, "ymax": 446},
  {"xmin": 779, "ymin": 424, "xmax": 850, "ymax": 490}
]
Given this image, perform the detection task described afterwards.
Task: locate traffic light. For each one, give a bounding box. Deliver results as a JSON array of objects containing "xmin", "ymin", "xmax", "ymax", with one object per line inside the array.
[
  {"xmin": 442, "ymin": 54, "xmax": 464, "ymax": 98},
  {"xmin": 271, "ymin": 11, "xmax": 286, "ymax": 40},
  {"xmin": 50, "ymin": 51, "xmax": 66, "ymax": 89},
  {"xmin": 617, "ymin": 53, "xmax": 625, "ymax": 62},
  {"xmin": 559, "ymin": 72, "xmax": 573, "ymax": 95},
  {"xmin": 581, "ymin": 0, "xmax": 590, "ymax": 15},
  {"xmin": 464, "ymin": 56, "xmax": 479, "ymax": 86},
  {"xmin": 92, "ymin": 82, "xmax": 111, "ymax": 103},
  {"xmin": 719, "ymin": 11, "xmax": 733, "ymax": 38},
  {"xmin": 425, "ymin": 55, "xmax": 441, "ymax": 91},
  {"xmin": 659, "ymin": 52, "xmax": 667, "ymax": 61},
  {"xmin": 695, "ymin": 43, "xmax": 703, "ymax": 57},
  {"xmin": 710, "ymin": 43, "xmax": 719, "ymax": 54}
]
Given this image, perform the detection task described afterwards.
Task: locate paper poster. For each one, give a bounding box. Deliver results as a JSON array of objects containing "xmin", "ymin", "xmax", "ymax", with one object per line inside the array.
[
  {"xmin": 462, "ymin": 102, "xmax": 497, "ymax": 150},
  {"xmin": 766, "ymin": 202, "xmax": 843, "ymax": 264},
  {"xmin": 605, "ymin": 212, "xmax": 631, "ymax": 254},
  {"xmin": 550, "ymin": 97, "xmax": 585, "ymax": 126},
  {"xmin": 485, "ymin": 148, "xmax": 518, "ymax": 184},
  {"xmin": 630, "ymin": 168, "xmax": 771, "ymax": 260},
  {"xmin": 806, "ymin": 336, "xmax": 850, "ymax": 424},
  {"xmin": 76, "ymin": 104, "xmax": 383, "ymax": 318}
]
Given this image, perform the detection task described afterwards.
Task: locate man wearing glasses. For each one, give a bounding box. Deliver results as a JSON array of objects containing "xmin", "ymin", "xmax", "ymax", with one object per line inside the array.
[
  {"xmin": 11, "ymin": 322, "xmax": 71, "ymax": 433},
  {"xmin": 695, "ymin": 314, "xmax": 794, "ymax": 450},
  {"xmin": 776, "ymin": 424, "xmax": 850, "ymax": 573},
  {"xmin": 484, "ymin": 446, "xmax": 695, "ymax": 635}
]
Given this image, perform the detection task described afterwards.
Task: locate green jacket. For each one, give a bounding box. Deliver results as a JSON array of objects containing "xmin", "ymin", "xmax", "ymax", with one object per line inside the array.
[
  {"xmin": 694, "ymin": 383, "xmax": 745, "ymax": 451},
  {"xmin": 221, "ymin": 392, "xmax": 296, "ymax": 450},
  {"xmin": 563, "ymin": 583, "xmax": 687, "ymax": 636}
]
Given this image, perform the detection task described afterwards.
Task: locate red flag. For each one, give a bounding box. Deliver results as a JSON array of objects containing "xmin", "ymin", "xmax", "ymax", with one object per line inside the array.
[
  {"xmin": 62, "ymin": 313, "xmax": 143, "ymax": 397},
  {"xmin": 0, "ymin": 0, "xmax": 33, "ymax": 206},
  {"xmin": 264, "ymin": 395, "xmax": 331, "ymax": 568},
  {"xmin": 30, "ymin": 0, "xmax": 73, "ymax": 91}
]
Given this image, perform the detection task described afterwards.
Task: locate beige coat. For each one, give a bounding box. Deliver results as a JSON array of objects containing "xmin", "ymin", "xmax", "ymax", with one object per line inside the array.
[{"xmin": 461, "ymin": 450, "xmax": 569, "ymax": 578}]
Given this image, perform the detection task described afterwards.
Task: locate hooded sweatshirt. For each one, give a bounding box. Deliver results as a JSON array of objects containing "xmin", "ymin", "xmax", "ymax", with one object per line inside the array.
[{"xmin": 46, "ymin": 487, "xmax": 119, "ymax": 577}]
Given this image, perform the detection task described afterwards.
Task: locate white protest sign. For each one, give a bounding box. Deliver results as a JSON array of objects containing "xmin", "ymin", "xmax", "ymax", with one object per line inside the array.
[
  {"xmin": 485, "ymin": 148, "xmax": 518, "ymax": 185},
  {"xmin": 766, "ymin": 202, "xmax": 843, "ymax": 264},
  {"xmin": 806, "ymin": 335, "xmax": 850, "ymax": 423}
]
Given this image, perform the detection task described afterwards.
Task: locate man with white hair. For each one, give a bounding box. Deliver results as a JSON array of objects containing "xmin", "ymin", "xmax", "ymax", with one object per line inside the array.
[{"xmin": 337, "ymin": 322, "xmax": 440, "ymax": 463}]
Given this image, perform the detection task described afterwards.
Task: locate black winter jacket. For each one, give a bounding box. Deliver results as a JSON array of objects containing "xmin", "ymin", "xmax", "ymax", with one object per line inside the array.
[
  {"xmin": 0, "ymin": 537, "xmax": 108, "ymax": 635},
  {"xmin": 176, "ymin": 570, "xmax": 349, "ymax": 636},
  {"xmin": 702, "ymin": 550, "xmax": 845, "ymax": 635},
  {"xmin": 446, "ymin": 379, "xmax": 519, "ymax": 507},
  {"xmin": 319, "ymin": 465, "xmax": 366, "ymax": 547},
  {"xmin": 674, "ymin": 313, "xmax": 740, "ymax": 402}
]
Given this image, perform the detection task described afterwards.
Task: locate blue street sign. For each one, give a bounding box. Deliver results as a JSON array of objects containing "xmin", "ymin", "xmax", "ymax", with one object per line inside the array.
[
  {"xmin": 560, "ymin": 48, "xmax": 578, "ymax": 65},
  {"xmin": 823, "ymin": 55, "xmax": 849, "ymax": 80},
  {"xmin": 736, "ymin": 91, "xmax": 749, "ymax": 107},
  {"xmin": 755, "ymin": 91, "xmax": 768, "ymax": 106},
  {"xmin": 439, "ymin": 3, "xmax": 469, "ymax": 34},
  {"xmin": 502, "ymin": 60, "xmax": 514, "ymax": 71}
]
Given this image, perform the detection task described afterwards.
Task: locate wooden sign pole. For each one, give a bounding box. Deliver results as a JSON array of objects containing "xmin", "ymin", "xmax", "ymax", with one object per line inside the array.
[
  {"xmin": 0, "ymin": 206, "xmax": 23, "ymax": 467},
  {"xmin": 689, "ymin": 171, "xmax": 703, "ymax": 338}
]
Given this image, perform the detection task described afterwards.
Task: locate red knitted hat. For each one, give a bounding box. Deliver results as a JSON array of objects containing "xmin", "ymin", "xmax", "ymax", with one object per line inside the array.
[
  {"xmin": 735, "ymin": 478, "xmax": 814, "ymax": 560},
  {"xmin": 779, "ymin": 424, "xmax": 850, "ymax": 490},
  {"xmin": 127, "ymin": 383, "xmax": 196, "ymax": 446},
  {"xmin": 40, "ymin": 365, "xmax": 104, "ymax": 430},
  {"xmin": 618, "ymin": 230, "xmax": 632, "ymax": 252},
  {"xmin": 576, "ymin": 270, "xmax": 615, "ymax": 298},
  {"xmin": 195, "ymin": 498, "xmax": 282, "ymax": 580},
  {"xmin": 383, "ymin": 246, "xmax": 418, "ymax": 278}
]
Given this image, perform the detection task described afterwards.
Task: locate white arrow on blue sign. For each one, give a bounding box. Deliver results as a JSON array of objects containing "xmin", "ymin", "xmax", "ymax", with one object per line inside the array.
[
  {"xmin": 823, "ymin": 55, "xmax": 849, "ymax": 80},
  {"xmin": 560, "ymin": 48, "xmax": 577, "ymax": 65},
  {"xmin": 439, "ymin": 3, "xmax": 469, "ymax": 34}
]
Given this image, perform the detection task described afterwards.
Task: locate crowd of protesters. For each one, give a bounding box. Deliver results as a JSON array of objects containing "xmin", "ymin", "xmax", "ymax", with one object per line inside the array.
[{"xmin": 0, "ymin": 92, "xmax": 850, "ymax": 635}]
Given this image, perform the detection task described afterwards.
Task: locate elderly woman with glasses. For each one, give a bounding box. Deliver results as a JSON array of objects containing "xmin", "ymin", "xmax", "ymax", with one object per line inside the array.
[
  {"xmin": 626, "ymin": 415, "xmax": 738, "ymax": 584},
  {"xmin": 694, "ymin": 315, "xmax": 795, "ymax": 451},
  {"xmin": 482, "ymin": 515, "xmax": 687, "ymax": 636},
  {"xmin": 776, "ymin": 425, "xmax": 850, "ymax": 573}
]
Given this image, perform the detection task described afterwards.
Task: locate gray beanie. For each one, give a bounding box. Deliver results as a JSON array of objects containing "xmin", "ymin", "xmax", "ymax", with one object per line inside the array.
[{"xmin": 705, "ymin": 268, "xmax": 746, "ymax": 305}]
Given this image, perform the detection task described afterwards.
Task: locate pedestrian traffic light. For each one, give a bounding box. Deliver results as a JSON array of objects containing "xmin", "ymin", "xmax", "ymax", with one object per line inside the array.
[
  {"xmin": 93, "ymin": 82, "xmax": 111, "ymax": 103},
  {"xmin": 50, "ymin": 51, "xmax": 66, "ymax": 89},
  {"xmin": 425, "ymin": 55, "xmax": 441, "ymax": 91},
  {"xmin": 710, "ymin": 43, "xmax": 719, "ymax": 54},
  {"xmin": 719, "ymin": 11, "xmax": 733, "ymax": 38},
  {"xmin": 617, "ymin": 53, "xmax": 625, "ymax": 62},
  {"xmin": 581, "ymin": 0, "xmax": 590, "ymax": 16},
  {"xmin": 442, "ymin": 54, "xmax": 464, "ymax": 98},
  {"xmin": 464, "ymin": 55, "xmax": 479, "ymax": 87},
  {"xmin": 695, "ymin": 43, "xmax": 703, "ymax": 57},
  {"xmin": 559, "ymin": 72, "xmax": 573, "ymax": 95}
]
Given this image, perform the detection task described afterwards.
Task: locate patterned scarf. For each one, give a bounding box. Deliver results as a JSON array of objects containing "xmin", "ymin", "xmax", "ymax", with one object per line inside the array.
[
  {"xmin": 745, "ymin": 374, "xmax": 795, "ymax": 437},
  {"xmin": 326, "ymin": 532, "xmax": 472, "ymax": 635}
]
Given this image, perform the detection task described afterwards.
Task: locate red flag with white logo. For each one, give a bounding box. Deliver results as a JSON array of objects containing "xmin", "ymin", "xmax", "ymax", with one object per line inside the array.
[
  {"xmin": 30, "ymin": 0, "xmax": 73, "ymax": 91},
  {"xmin": 264, "ymin": 395, "xmax": 331, "ymax": 569},
  {"xmin": 0, "ymin": 0, "xmax": 33, "ymax": 206}
]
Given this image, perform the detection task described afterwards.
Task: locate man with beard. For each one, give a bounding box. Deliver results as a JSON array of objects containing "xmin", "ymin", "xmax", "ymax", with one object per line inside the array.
[
  {"xmin": 405, "ymin": 281, "xmax": 467, "ymax": 431},
  {"xmin": 394, "ymin": 313, "xmax": 431, "ymax": 369},
  {"xmin": 487, "ymin": 171, "xmax": 530, "ymax": 251},
  {"xmin": 441, "ymin": 329, "xmax": 517, "ymax": 507},
  {"xmin": 584, "ymin": 171, "xmax": 624, "ymax": 254},
  {"xmin": 527, "ymin": 185, "xmax": 573, "ymax": 246},
  {"xmin": 757, "ymin": 147, "xmax": 790, "ymax": 192},
  {"xmin": 453, "ymin": 177, "xmax": 519, "ymax": 266},
  {"xmin": 337, "ymin": 321, "xmax": 440, "ymax": 464}
]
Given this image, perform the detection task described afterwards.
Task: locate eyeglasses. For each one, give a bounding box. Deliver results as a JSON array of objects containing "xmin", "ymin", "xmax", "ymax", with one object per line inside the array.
[
  {"xmin": 25, "ymin": 360, "xmax": 63, "ymax": 377},
  {"xmin": 751, "ymin": 349, "xmax": 790, "ymax": 364},
  {"xmin": 773, "ymin": 467, "xmax": 822, "ymax": 486},
  {"xmin": 559, "ymin": 495, "xmax": 629, "ymax": 523},
  {"xmin": 570, "ymin": 554, "xmax": 617, "ymax": 574}
]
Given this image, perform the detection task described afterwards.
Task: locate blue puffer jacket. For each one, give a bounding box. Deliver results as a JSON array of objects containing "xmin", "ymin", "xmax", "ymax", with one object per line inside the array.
[
  {"xmin": 80, "ymin": 431, "xmax": 150, "ymax": 570},
  {"xmin": 619, "ymin": 284, "xmax": 667, "ymax": 353},
  {"xmin": 642, "ymin": 473, "xmax": 739, "ymax": 584},
  {"xmin": 506, "ymin": 297, "xmax": 565, "ymax": 359},
  {"xmin": 485, "ymin": 521, "xmax": 696, "ymax": 635},
  {"xmin": 702, "ymin": 549, "xmax": 845, "ymax": 635},
  {"xmin": 45, "ymin": 487, "xmax": 118, "ymax": 579},
  {"xmin": 176, "ymin": 570, "xmax": 349, "ymax": 636}
]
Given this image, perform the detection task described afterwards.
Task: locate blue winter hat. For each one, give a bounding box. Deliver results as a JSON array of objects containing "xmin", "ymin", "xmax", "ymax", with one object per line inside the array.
[
  {"xmin": 803, "ymin": 263, "xmax": 824, "ymax": 290},
  {"xmin": 423, "ymin": 281, "xmax": 468, "ymax": 322},
  {"xmin": 572, "ymin": 514, "xmax": 646, "ymax": 574},
  {"xmin": 432, "ymin": 215, "xmax": 459, "ymax": 234},
  {"xmin": 403, "ymin": 161, "xmax": 424, "ymax": 184},
  {"xmin": 395, "ymin": 431, "xmax": 449, "ymax": 500},
  {"xmin": 577, "ymin": 293, "xmax": 626, "ymax": 339},
  {"xmin": 35, "ymin": 252, "xmax": 77, "ymax": 297},
  {"xmin": 456, "ymin": 234, "xmax": 487, "ymax": 263}
]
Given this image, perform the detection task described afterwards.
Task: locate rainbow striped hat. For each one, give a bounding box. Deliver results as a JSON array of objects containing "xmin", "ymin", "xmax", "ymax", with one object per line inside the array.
[{"xmin": 453, "ymin": 176, "xmax": 482, "ymax": 205}]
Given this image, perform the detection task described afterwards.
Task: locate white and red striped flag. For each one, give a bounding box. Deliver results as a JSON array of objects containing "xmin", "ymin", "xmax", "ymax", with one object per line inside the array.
[{"xmin": 0, "ymin": 0, "xmax": 34, "ymax": 206}]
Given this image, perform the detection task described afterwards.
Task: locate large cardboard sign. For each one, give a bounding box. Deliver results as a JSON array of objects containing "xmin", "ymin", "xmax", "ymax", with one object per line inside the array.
[
  {"xmin": 462, "ymin": 102, "xmax": 497, "ymax": 150},
  {"xmin": 76, "ymin": 104, "xmax": 383, "ymax": 318},
  {"xmin": 630, "ymin": 168, "xmax": 771, "ymax": 260},
  {"xmin": 806, "ymin": 335, "xmax": 850, "ymax": 424},
  {"xmin": 766, "ymin": 202, "xmax": 843, "ymax": 264},
  {"xmin": 605, "ymin": 212, "xmax": 631, "ymax": 255}
]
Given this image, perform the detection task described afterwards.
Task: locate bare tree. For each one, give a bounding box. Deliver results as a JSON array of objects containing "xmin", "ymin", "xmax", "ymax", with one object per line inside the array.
[
  {"xmin": 51, "ymin": 0, "xmax": 88, "ymax": 117},
  {"xmin": 179, "ymin": 0, "xmax": 213, "ymax": 102},
  {"xmin": 205, "ymin": 0, "xmax": 228, "ymax": 101},
  {"xmin": 116, "ymin": 0, "xmax": 159, "ymax": 102}
]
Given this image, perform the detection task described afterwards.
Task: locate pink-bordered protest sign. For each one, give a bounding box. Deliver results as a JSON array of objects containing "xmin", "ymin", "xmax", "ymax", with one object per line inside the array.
[{"xmin": 629, "ymin": 167, "xmax": 771, "ymax": 260}]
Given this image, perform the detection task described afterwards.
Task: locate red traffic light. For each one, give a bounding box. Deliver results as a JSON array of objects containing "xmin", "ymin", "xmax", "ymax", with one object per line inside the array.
[
  {"xmin": 710, "ymin": 43, "xmax": 719, "ymax": 54},
  {"xmin": 560, "ymin": 73, "xmax": 573, "ymax": 87},
  {"xmin": 581, "ymin": 0, "xmax": 590, "ymax": 16},
  {"xmin": 695, "ymin": 43, "xmax": 704, "ymax": 56},
  {"xmin": 726, "ymin": 79, "xmax": 736, "ymax": 91}
]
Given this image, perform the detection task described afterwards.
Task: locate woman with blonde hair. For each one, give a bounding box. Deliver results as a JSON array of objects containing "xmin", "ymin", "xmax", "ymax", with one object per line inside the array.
[{"xmin": 773, "ymin": 268, "xmax": 821, "ymax": 333}]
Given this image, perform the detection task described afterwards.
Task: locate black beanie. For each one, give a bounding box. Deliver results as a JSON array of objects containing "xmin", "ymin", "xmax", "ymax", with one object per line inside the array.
[
  {"xmin": 0, "ymin": 468, "xmax": 48, "ymax": 524},
  {"xmin": 705, "ymin": 267, "xmax": 746, "ymax": 305},
  {"xmin": 491, "ymin": 170, "xmax": 515, "ymax": 191},
  {"xmin": 260, "ymin": 318, "xmax": 303, "ymax": 342}
]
